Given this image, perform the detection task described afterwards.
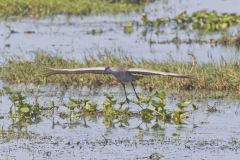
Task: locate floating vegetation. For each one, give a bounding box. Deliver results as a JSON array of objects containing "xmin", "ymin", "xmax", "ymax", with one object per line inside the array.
[
  {"xmin": 143, "ymin": 10, "xmax": 240, "ymax": 32},
  {"xmin": 4, "ymin": 87, "xmax": 43, "ymax": 128},
  {"xmin": 123, "ymin": 21, "xmax": 134, "ymax": 34},
  {"xmin": 3, "ymin": 87, "xmax": 194, "ymax": 129},
  {"xmin": 61, "ymin": 91, "xmax": 193, "ymax": 127},
  {"xmin": 0, "ymin": 0, "xmax": 146, "ymax": 19},
  {"xmin": 87, "ymin": 28, "xmax": 103, "ymax": 35}
]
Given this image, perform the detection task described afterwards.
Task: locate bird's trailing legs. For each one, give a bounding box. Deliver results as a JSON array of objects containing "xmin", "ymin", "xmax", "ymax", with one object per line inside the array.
[
  {"xmin": 121, "ymin": 82, "xmax": 140, "ymax": 104},
  {"xmin": 121, "ymin": 83, "xmax": 130, "ymax": 103},
  {"xmin": 131, "ymin": 82, "xmax": 140, "ymax": 100}
]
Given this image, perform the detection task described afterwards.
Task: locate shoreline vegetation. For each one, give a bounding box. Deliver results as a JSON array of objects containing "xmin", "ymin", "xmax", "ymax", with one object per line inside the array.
[
  {"xmin": 0, "ymin": 53, "xmax": 239, "ymax": 98},
  {"xmin": 0, "ymin": 0, "xmax": 146, "ymax": 18}
]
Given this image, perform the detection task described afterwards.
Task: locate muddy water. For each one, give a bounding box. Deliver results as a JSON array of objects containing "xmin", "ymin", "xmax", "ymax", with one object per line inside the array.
[{"xmin": 1, "ymin": 0, "xmax": 240, "ymax": 159}]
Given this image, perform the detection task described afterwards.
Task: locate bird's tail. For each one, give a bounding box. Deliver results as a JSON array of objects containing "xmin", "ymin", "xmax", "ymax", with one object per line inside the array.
[{"xmin": 42, "ymin": 67, "xmax": 63, "ymax": 77}]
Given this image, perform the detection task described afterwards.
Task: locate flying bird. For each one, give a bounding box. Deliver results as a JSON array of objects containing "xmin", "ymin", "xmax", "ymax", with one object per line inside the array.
[{"xmin": 45, "ymin": 66, "xmax": 192, "ymax": 103}]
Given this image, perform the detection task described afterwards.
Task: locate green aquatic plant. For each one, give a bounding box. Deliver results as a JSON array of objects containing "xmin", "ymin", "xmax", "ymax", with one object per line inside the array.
[
  {"xmin": 189, "ymin": 10, "xmax": 240, "ymax": 31},
  {"xmin": 71, "ymin": 90, "xmax": 192, "ymax": 126},
  {"xmin": 3, "ymin": 88, "xmax": 194, "ymax": 129},
  {"xmin": 177, "ymin": 101, "xmax": 192, "ymax": 110},
  {"xmin": 103, "ymin": 94, "xmax": 118, "ymax": 114},
  {"xmin": 123, "ymin": 21, "xmax": 134, "ymax": 34},
  {"xmin": 4, "ymin": 87, "xmax": 42, "ymax": 127},
  {"xmin": 143, "ymin": 10, "xmax": 240, "ymax": 32},
  {"xmin": 136, "ymin": 91, "xmax": 191, "ymax": 125},
  {"xmin": 58, "ymin": 91, "xmax": 193, "ymax": 127},
  {"xmin": 62, "ymin": 98, "xmax": 97, "ymax": 114},
  {"xmin": 142, "ymin": 13, "xmax": 170, "ymax": 27},
  {"xmin": 87, "ymin": 28, "xmax": 103, "ymax": 35}
]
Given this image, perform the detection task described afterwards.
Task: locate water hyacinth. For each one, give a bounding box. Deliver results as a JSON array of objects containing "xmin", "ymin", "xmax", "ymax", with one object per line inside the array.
[
  {"xmin": 143, "ymin": 10, "xmax": 240, "ymax": 32},
  {"xmin": 4, "ymin": 87, "xmax": 194, "ymax": 129}
]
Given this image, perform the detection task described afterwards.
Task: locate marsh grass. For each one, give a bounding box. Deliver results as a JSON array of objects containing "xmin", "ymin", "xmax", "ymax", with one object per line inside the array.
[
  {"xmin": 0, "ymin": 0, "xmax": 144, "ymax": 18},
  {"xmin": 219, "ymin": 34, "xmax": 240, "ymax": 47},
  {"xmin": 0, "ymin": 52, "xmax": 240, "ymax": 97}
]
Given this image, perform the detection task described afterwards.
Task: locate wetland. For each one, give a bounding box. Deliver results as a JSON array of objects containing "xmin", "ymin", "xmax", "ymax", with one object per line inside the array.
[{"xmin": 0, "ymin": 0, "xmax": 240, "ymax": 159}]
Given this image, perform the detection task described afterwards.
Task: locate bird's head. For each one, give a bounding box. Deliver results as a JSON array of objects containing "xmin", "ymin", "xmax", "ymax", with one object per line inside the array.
[{"xmin": 103, "ymin": 66, "xmax": 111, "ymax": 73}]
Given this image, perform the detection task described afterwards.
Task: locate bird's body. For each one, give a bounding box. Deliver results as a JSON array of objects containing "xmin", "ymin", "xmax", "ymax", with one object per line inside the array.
[
  {"xmin": 104, "ymin": 67, "xmax": 142, "ymax": 83},
  {"xmin": 45, "ymin": 66, "xmax": 192, "ymax": 103}
]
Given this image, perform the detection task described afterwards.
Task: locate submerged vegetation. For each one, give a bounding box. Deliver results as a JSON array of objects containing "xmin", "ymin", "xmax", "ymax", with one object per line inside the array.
[
  {"xmin": 0, "ymin": 0, "xmax": 146, "ymax": 18},
  {"xmin": 142, "ymin": 10, "xmax": 240, "ymax": 32},
  {"xmin": 0, "ymin": 53, "xmax": 240, "ymax": 98}
]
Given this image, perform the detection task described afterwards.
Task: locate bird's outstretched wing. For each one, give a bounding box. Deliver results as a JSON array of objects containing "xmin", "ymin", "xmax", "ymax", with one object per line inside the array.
[
  {"xmin": 44, "ymin": 67, "xmax": 107, "ymax": 77},
  {"xmin": 128, "ymin": 68, "xmax": 192, "ymax": 78}
]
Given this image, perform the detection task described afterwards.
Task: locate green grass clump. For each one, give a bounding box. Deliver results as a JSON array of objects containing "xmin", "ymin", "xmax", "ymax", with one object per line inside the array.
[
  {"xmin": 0, "ymin": 0, "xmax": 145, "ymax": 18},
  {"xmin": 0, "ymin": 52, "xmax": 240, "ymax": 97}
]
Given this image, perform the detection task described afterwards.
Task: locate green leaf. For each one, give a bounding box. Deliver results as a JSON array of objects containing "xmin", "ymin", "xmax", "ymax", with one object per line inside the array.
[
  {"xmin": 69, "ymin": 98, "xmax": 81, "ymax": 105},
  {"xmin": 138, "ymin": 95, "xmax": 151, "ymax": 104},
  {"xmin": 82, "ymin": 98, "xmax": 90, "ymax": 103},
  {"xmin": 84, "ymin": 102, "xmax": 97, "ymax": 111},
  {"xmin": 154, "ymin": 91, "xmax": 166, "ymax": 100},
  {"xmin": 219, "ymin": 22, "xmax": 228, "ymax": 30},
  {"xmin": 20, "ymin": 107, "xmax": 30, "ymax": 113},
  {"xmin": 123, "ymin": 21, "xmax": 134, "ymax": 34},
  {"xmin": 156, "ymin": 17, "xmax": 169, "ymax": 25},
  {"xmin": 151, "ymin": 100, "xmax": 166, "ymax": 109},
  {"xmin": 104, "ymin": 93, "xmax": 114, "ymax": 100},
  {"xmin": 177, "ymin": 101, "xmax": 192, "ymax": 109},
  {"xmin": 141, "ymin": 108, "xmax": 154, "ymax": 123},
  {"xmin": 172, "ymin": 132, "xmax": 180, "ymax": 137},
  {"xmin": 151, "ymin": 123, "xmax": 163, "ymax": 131},
  {"xmin": 178, "ymin": 11, "xmax": 188, "ymax": 18},
  {"xmin": 122, "ymin": 107, "xmax": 130, "ymax": 115}
]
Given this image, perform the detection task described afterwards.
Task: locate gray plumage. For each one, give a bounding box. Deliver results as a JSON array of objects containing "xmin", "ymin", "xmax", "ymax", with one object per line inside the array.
[{"xmin": 45, "ymin": 66, "xmax": 192, "ymax": 103}]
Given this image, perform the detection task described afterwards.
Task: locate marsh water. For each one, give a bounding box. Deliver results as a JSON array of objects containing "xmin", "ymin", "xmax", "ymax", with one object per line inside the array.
[
  {"xmin": 1, "ymin": 0, "xmax": 240, "ymax": 159},
  {"xmin": 1, "ymin": 0, "xmax": 240, "ymax": 64}
]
